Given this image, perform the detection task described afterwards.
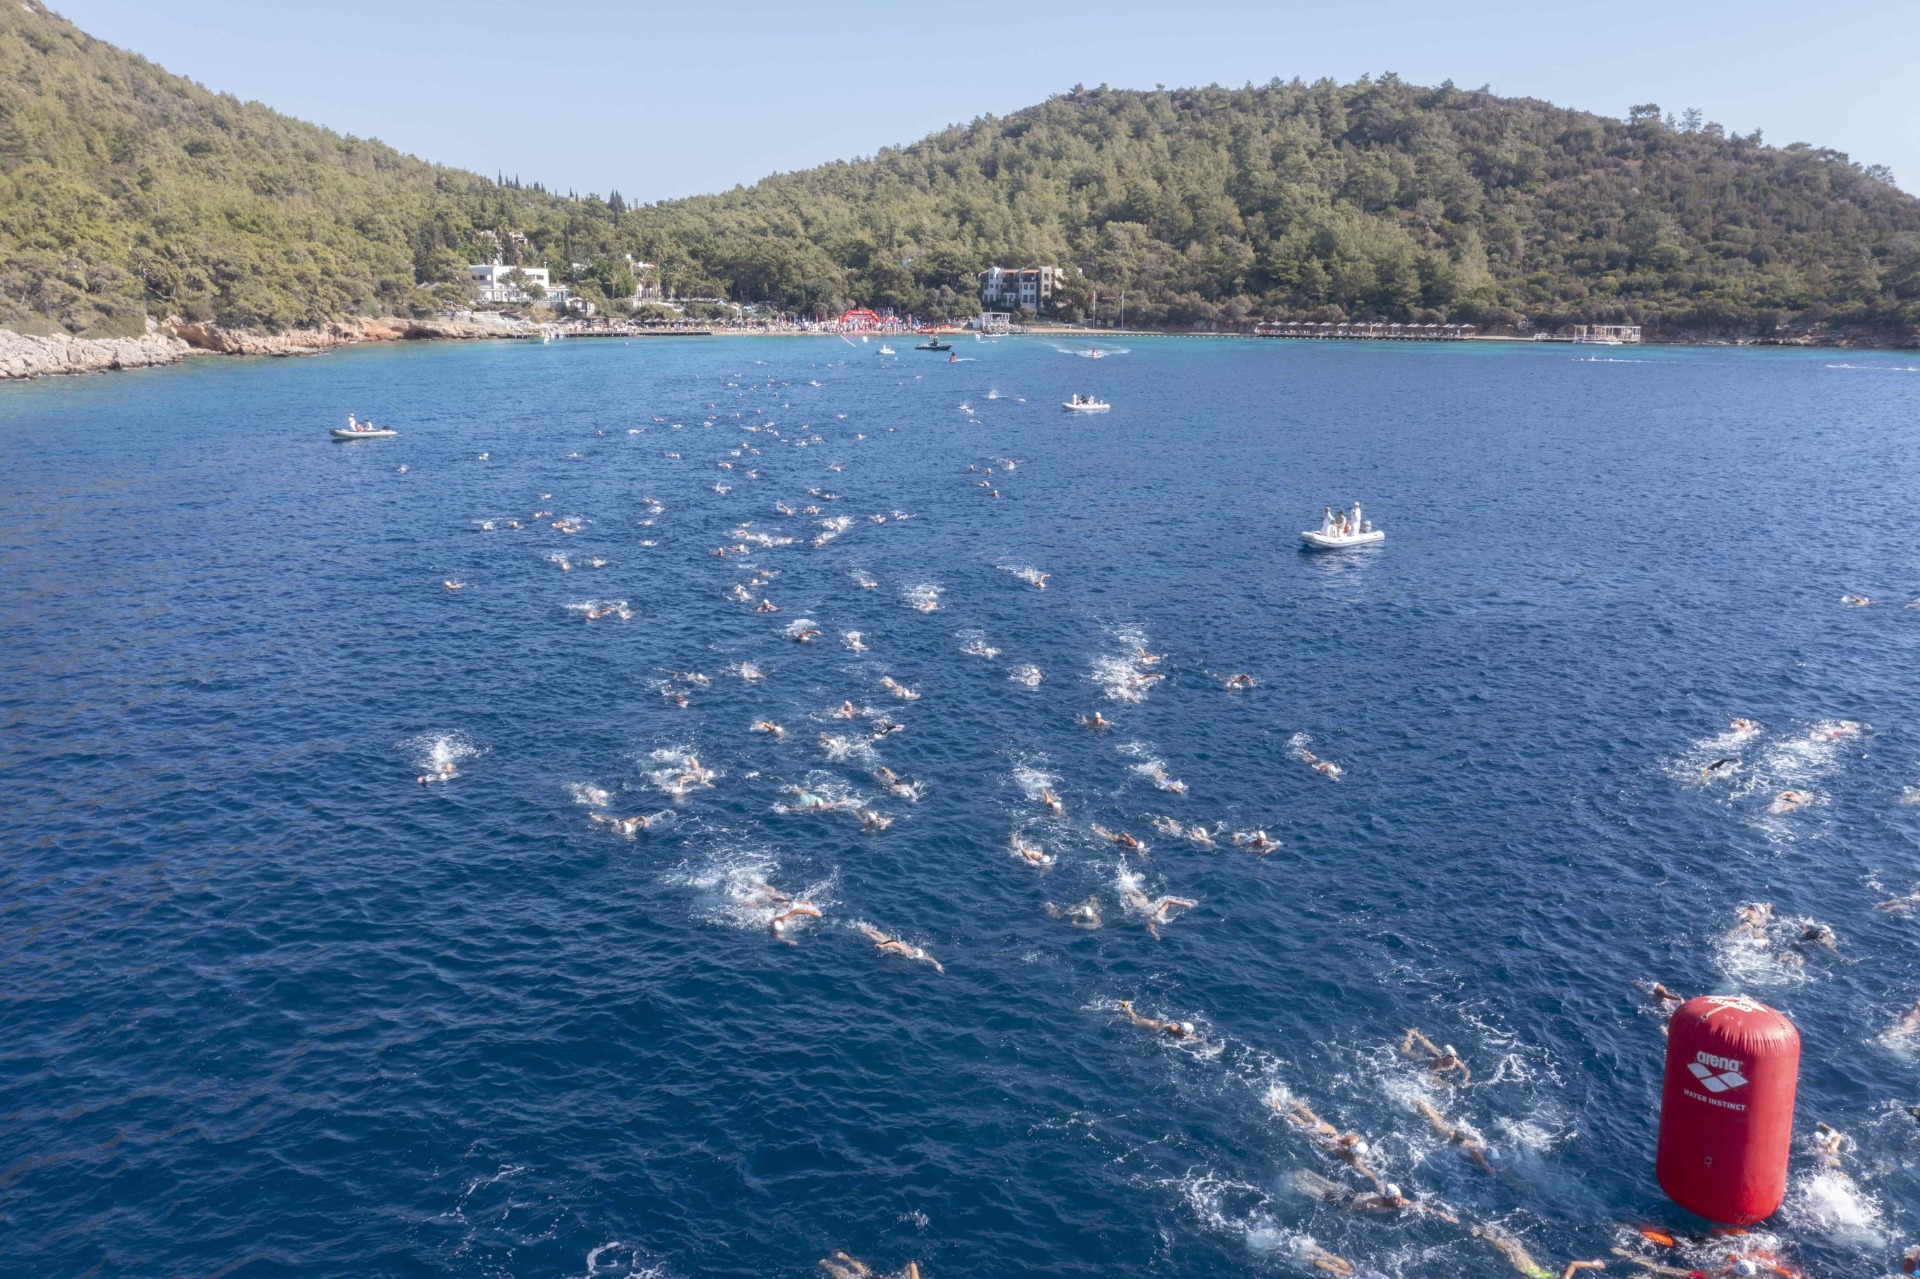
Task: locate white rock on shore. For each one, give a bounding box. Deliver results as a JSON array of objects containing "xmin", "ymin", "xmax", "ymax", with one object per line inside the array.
[
  {"xmin": 1, "ymin": 313, "xmax": 533, "ymax": 381},
  {"xmin": 0, "ymin": 318, "xmax": 196, "ymax": 380}
]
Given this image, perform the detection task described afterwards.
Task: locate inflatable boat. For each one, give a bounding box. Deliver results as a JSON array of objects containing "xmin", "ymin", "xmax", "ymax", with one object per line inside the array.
[{"xmin": 1300, "ymin": 527, "xmax": 1384, "ymax": 549}]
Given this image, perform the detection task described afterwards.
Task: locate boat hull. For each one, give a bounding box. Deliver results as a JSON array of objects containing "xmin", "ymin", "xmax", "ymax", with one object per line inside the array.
[
  {"xmin": 331, "ymin": 429, "xmax": 397, "ymax": 440},
  {"xmin": 1300, "ymin": 529, "xmax": 1384, "ymax": 549},
  {"xmin": 1062, "ymin": 402, "xmax": 1110, "ymax": 413}
]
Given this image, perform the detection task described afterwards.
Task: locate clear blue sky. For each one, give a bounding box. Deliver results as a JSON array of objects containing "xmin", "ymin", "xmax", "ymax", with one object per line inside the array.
[{"xmin": 49, "ymin": 0, "xmax": 1918, "ymax": 200}]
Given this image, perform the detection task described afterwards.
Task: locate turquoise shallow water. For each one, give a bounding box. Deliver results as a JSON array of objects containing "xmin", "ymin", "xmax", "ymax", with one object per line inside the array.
[{"xmin": 3, "ymin": 335, "xmax": 1919, "ymax": 1278}]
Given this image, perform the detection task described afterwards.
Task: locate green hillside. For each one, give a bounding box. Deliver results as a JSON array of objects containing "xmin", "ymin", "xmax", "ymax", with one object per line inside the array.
[
  {"xmin": 0, "ymin": 0, "xmax": 580, "ymax": 335},
  {"xmin": 633, "ymin": 82, "xmax": 1920, "ymax": 338},
  {"xmin": 5, "ymin": 0, "xmax": 1919, "ymax": 341}
]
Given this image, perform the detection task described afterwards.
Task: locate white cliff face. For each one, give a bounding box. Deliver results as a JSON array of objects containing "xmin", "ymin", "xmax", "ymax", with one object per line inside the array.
[{"xmin": 0, "ymin": 318, "xmax": 195, "ymax": 380}]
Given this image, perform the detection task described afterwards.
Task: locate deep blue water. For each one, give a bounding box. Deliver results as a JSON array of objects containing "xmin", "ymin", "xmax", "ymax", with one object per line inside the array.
[{"xmin": 3, "ymin": 335, "xmax": 1920, "ymax": 1279}]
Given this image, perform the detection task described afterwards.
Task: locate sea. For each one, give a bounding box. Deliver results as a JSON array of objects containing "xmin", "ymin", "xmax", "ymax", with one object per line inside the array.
[{"xmin": 2, "ymin": 334, "xmax": 1918, "ymax": 1279}]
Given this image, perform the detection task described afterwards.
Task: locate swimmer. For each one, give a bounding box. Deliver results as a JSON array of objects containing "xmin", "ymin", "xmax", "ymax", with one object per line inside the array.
[
  {"xmin": 751, "ymin": 720, "xmax": 786, "ymax": 741},
  {"xmin": 792, "ymin": 627, "xmax": 822, "ymax": 643},
  {"xmin": 1842, "ymin": 593, "xmax": 1872, "ymax": 607},
  {"xmin": 1876, "ymin": 891, "xmax": 1920, "ymax": 916},
  {"xmin": 1009, "ymin": 833, "xmax": 1052, "ymax": 866},
  {"xmin": 1731, "ymin": 902, "xmax": 1773, "ymax": 938},
  {"xmin": 1606, "ymin": 1252, "xmax": 1691, "ymax": 1279},
  {"xmin": 1044, "ymin": 897, "xmax": 1102, "ymax": 928},
  {"xmin": 1091, "ymin": 824, "xmax": 1142, "ymax": 851},
  {"xmin": 868, "ymin": 718, "xmax": 905, "ymax": 738},
  {"xmin": 1305, "ymin": 1175, "xmax": 1451, "ymax": 1229},
  {"xmin": 1345, "ymin": 1183, "xmax": 1458, "ymax": 1223},
  {"xmin": 589, "ymin": 812, "xmax": 659, "ymax": 837},
  {"xmin": 1794, "ymin": 921, "xmax": 1837, "ymax": 953},
  {"xmin": 1080, "ymin": 712, "xmax": 1112, "ymax": 731},
  {"xmin": 768, "ymin": 903, "xmax": 821, "ymax": 944},
  {"xmin": 443, "ymin": 579, "xmax": 464, "ymax": 590},
  {"xmin": 880, "ymin": 676, "xmax": 919, "ymax": 701},
  {"xmin": 1039, "ymin": 789, "xmax": 1065, "ymax": 817},
  {"xmin": 1297, "ymin": 1243, "xmax": 1356, "ymax": 1276},
  {"xmin": 853, "ymin": 806, "xmax": 892, "ymax": 831},
  {"xmin": 1233, "ymin": 830, "xmax": 1278, "ymax": 853},
  {"xmin": 1123, "ymin": 888, "xmax": 1195, "ymax": 938},
  {"xmin": 1224, "ymin": 673, "xmax": 1256, "ymax": 690},
  {"xmin": 1768, "ymin": 789, "xmax": 1813, "ymax": 814},
  {"xmin": 415, "ymin": 759, "xmax": 457, "ymax": 786},
  {"xmin": 585, "ymin": 605, "xmax": 620, "ymax": 621},
  {"xmin": 832, "ymin": 701, "xmax": 858, "ymax": 720},
  {"xmin": 1275, "ymin": 1099, "xmax": 1386, "ymax": 1188},
  {"xmin": 1135, "ymin": 647, "xmax": 1164, "ymax": 667},
  {"xmin": 1636, "ymin": 980, "xmax": 1686, "ymax": 1010},
  {"xmin": 858, "ymin": 924, "xmax": 943, "ymax": 973},
  {"xmin": 1812, "ymin": 1121, "xmax": 1847, "ymax": 1169},
  {"xmin": 1471, "ymin": 1223, "xmax": 1571, "ymax": 1279},
  {"xmin": 1412, "ymin": 1096, "xmax": 1495, "ymax": 1172},
  {"xmin": 1701, "ymin": 757, "xmax": 1738, "ymax": 777},
  {"xmin": 1114, "ymin": 999, "xmax": 1197, "ymax": 1040},
  {"xmin": 755, "ymin": 599, "xmax": 780, "ymax": 613},
  {"xmin": 873, "ymin": 767, "xmax": 923, "ymax": 801},
  {"xmin": 1729, "ymin": 717, "xmax": 1759, "ymax": 734},
  {"xmin": 1891, "ymin": 998, "xmax": 1920, "ymax": 1040},
  {"xmin": 1402, "ymin": 1029, "xmax": 1471, "ymax": 1083}
]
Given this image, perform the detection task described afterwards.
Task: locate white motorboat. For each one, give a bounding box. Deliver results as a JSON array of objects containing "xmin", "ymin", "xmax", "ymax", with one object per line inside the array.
[
  {"xmin": 878, "ymin": 345, "xmax": 895, "ymax": 355},
  {"xmin": 331, "ymin": 426, "xmax": 397, "ymax": 440},
  {"xmin": 1300, "ymin": 527, "xmax": 1384, "ymax": 549},
  {"xmin": 1062, "ymin": 398, "xmax": 1110, "ymax": 413}
]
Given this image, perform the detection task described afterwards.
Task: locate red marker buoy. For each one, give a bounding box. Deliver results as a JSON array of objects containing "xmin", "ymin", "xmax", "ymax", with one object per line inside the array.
[{"xmin": 1656, "ymin": 995, "xmax": 1800, "ymax": 1224}]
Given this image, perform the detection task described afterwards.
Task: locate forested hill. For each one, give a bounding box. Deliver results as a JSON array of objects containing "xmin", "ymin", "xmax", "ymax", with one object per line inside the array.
[
  {"xmin": 635, "ymin": 82, "xmax": 1920, "ymax": 338},
  {"xmin": 5, "ymin": 0, "xmax": 1919, "ymax": 342},
  {"xmin": 0, "ymin": 1, "xmax": 574, "ymax": 335}
]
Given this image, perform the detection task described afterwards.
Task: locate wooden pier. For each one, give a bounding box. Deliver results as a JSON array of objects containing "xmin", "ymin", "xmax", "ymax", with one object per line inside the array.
[{"xmin": 1253, "ymin": 321, "xmax": 1478, "ymax": 341}]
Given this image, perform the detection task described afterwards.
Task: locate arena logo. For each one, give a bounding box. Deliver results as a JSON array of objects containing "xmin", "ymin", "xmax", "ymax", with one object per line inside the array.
[{"xmin": 1688, "ymin": 1052, "xmax": 1749, "ymax": 1094}]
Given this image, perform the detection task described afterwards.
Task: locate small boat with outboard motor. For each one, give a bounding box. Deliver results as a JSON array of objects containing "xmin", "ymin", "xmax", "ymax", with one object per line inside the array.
[
  {"xmin": 331, "ymin": 415, "xmax": 397, "ymax": 440},
  {"xmin": 1300, "ymin": 502, "xmax": 1383, "ymax": 548},
  {"xmin": 916, "ymin": 340, "xmax": 952, "ymax": 352},
  {"xmin": 1061, "ymin": 395, "xmax": 1110, "ymax": 413}
]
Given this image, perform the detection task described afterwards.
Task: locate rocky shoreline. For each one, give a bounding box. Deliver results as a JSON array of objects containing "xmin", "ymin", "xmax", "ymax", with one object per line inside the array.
[{"xmin": 0, "ymin": 314, "xmax": 534, "ymax": 381}]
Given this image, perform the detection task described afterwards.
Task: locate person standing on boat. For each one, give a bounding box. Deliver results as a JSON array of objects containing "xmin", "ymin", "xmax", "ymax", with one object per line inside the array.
[
  {"xmin": 1351, "ymin": 502, "xmax": 1363, "ymax": 536},
  {"xmin": 1323, "ymin": 506, "xmax": 1335, "ymax": 535}
]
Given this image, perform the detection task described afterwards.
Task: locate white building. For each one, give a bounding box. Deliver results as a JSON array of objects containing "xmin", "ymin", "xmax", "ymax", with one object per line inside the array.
[
  {"xmin": 979, "ymin": 266, "xmax": 1058, "ymax": 312},
  {"xmin": 1568, "ymin": 323, "xmax": 1642, "ymax": 343},
  {"xmin": 469, "ymin": 261, "xmax": 552, "ymax": 304}
]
